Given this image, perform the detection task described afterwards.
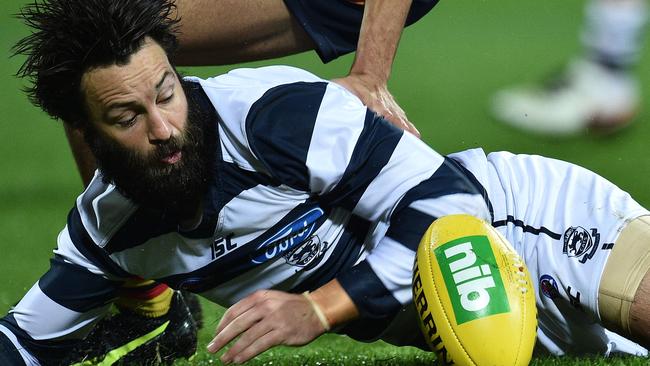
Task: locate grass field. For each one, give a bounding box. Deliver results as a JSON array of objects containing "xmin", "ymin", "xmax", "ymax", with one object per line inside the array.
[{"xmin": 2, "ymin": 0, "xmax": 650, "ymax": 364}]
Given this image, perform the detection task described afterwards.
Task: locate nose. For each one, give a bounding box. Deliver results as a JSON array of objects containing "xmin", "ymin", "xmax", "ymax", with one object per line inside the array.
[{"xmin": 147, "ymin": 108, "xmax": 172, "ymax": 144}]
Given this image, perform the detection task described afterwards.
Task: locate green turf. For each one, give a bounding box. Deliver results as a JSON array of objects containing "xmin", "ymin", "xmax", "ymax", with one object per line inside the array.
[{"xmin": 1, "ymin": 0, "xmax": 650, "ymax": 364}]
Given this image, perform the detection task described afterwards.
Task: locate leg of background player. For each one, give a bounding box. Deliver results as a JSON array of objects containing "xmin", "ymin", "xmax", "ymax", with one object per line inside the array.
[
  {"xmin": 174, "ymin": 0, "xmax": 314, "ymax": 66},
  {"xmin": 491, "ymin": 0, "xmax": 647, "ymax": 136}
]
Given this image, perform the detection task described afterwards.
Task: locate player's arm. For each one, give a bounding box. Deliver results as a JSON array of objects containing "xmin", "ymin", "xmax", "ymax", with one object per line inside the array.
[
  {"xmin": 0, "ymin": 195, "xmax": 133, "ymax": 365},
  {"xmin": 207, "ymin": 279, "xmax": 358, "ymax": 364},
  {"xmin": 175, "ymin": 0, "xmax": 419, "ymax": 134},
  {"xmin": 206, "ymin": 80, "xmax": 486, "ymax": 362},
  {"xmin": 333, "ymin": 0, "xmax": 420, "ymax": 136},
  {"xmin": 173, "ymin": 0, "xmax": 314, "ymax": 66},
  {"xmin": 0, "ymin": 254, "xmax": 120, "ymax": 365}
]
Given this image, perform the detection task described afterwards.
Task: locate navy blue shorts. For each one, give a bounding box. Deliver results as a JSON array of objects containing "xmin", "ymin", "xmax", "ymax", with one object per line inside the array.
[{"xmin": 283, "ymin": 0, "xmax": 439, "ymax": 63}]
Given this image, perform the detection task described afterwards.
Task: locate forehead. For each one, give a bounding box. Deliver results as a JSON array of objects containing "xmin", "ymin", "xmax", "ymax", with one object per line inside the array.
[{"xmin": 80, "ymin": 39, "xmax": 174, "ymax": 110}]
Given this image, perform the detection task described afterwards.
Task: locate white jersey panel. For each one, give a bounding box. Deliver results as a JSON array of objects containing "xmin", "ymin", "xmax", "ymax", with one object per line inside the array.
[
  {"xmin": 450, "ymin": 148, "xmax": 649, "ymax": 356},
  {"xmin": 354, "ymin": 133, "xmax": 443, "ymax": 223},
  {"xmin": 188, "ymin": 66, "xmax": 324, "ymax": 172},
  {"xmin": 54, "ymin": 228, "xmax": 109, "ymax": 278},
  {"xmin": 77, "ymin": 177, "xmax": 137, "ymax": 248},
  {"xmin": 365, "ymin": 236, "xmax": 416, "ymax": 304},
  {"xmin": 12, "ymin": 283, "xmax": 109, "ymax": 340},
  {"xmin": 306, "ymin": 83, "xmax": 367, "ymax": 194},
  {"xmin": 409, "ymin": 194, "xmax": 492, "ymax": 222}
]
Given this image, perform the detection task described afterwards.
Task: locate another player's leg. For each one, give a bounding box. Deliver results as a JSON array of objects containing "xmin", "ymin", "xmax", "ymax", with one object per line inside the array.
[
  {"xmin": 491, "ymin": 0, "xmax": 647, "ymax": 135},
  {"xmin": 599, "ymin": 215, "xmax": 650, "ymax": 348},
  {"xmin": 174, "ymin": 0, "xmax": 314, "ymax": 66}
]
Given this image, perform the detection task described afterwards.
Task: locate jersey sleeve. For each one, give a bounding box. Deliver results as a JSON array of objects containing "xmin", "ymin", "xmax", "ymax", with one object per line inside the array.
[
  {"xmin": 0, "ymin": 180, "xmax": 133, "ymax": 365},
  {"xmin": 245, "ymin": 80, "xmax": 493, "ymax": 334},
  {"xmin": 0, "ymin": 254, "xmax": 120, "ymax": 365}
]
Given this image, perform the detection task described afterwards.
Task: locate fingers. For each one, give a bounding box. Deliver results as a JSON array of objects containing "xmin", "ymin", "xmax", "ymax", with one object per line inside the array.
[
  {"xmin": 221, "ymin": 323, "xmax": 279, "ymax": 364},
  {"xmin": 207, "ymin": 290, "xmax": 328, "ymax": 363},
  {"xmin": 331, "ymin": 74, "xmax": 420, "ymax": 139},
  {"xmin": 368, "ymin": 93, "xmax": 420, "ymax": 138},
  {"xmin": 207, "ymin": 301, "xmax": 264, "ymax": 354},
  {"xmin": 207, "ymin": 290, "xmax": 271, "ymax": 354}
]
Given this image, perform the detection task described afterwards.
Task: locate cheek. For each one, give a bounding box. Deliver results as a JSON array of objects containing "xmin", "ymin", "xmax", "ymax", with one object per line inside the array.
[
  {"xmin": 169, "ymin": 93, "xmax": 189, "ymax": 131},
  {"xmin": 103, "ymin": 126, "xmax": 154, "ymax": 155}
]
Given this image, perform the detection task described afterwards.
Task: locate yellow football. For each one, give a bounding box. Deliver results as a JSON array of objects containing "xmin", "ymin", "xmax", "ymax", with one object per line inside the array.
[{"xmin": 412, "ymin": 214, "xmax": 537, "ymax": 366}]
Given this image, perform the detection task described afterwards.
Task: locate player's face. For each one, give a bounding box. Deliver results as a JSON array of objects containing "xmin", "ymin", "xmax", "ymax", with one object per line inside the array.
[
  {"xmin": 79, "ymin": 38, "xmax": 213, "ymax": 217},
  {"xmin": 81, "ymin": 37, "xmax": 188, "ymax": 163}
]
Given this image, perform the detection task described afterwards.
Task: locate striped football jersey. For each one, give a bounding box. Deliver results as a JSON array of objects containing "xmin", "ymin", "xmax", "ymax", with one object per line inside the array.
[{"xmin": 1, "ymin": 66, "xmax": 490, "ymax": 364}]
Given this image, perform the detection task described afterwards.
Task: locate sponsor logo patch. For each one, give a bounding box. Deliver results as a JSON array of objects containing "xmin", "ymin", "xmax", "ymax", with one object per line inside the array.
[
  {"xmin": 284, "ymin": 236, "xmax": 328, "ymax": 269},
  {"xmin": 562, "ymin": 226, "xmax": 600, "ymax": 263},
  {"xmin": 435, "ymin": 235, "xmax": 510, "ymax": 325},
  {"xmin": 539, "ymin": 274, "xmax": 559, "ymax": 299},
  {"xmin": 250, "ymin": 208, "xmax": 323, "ymax": 264}
]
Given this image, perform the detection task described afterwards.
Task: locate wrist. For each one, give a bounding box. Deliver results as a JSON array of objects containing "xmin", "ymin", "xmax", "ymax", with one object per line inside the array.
[
  {"xmin": 302, "ymin": 292, "xmax": 331, "ymax": 331},
  {"xmin": 307, "ymin": 279, "xmax": 359, "ymax": 329}
]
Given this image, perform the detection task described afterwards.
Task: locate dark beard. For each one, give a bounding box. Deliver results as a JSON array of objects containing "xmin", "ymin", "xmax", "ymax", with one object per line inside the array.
[{"xmin": 85, "ymin": 81, "xmax": 216, "ymax": 219}]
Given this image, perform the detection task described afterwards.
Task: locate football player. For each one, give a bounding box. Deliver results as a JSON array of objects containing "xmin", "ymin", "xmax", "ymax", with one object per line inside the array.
[
  {"xmin": 3, "ymin": 0, "xmax": 650, "ymax": 365},
  {"xmin": 54, "ymin": 0, "xmax": 438, "ymax": 363}
]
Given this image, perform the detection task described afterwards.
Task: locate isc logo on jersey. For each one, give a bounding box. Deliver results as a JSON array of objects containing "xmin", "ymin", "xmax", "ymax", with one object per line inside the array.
[{"xmin": 413, "ymin": 215, "xmax": 536, "ymax": 366}]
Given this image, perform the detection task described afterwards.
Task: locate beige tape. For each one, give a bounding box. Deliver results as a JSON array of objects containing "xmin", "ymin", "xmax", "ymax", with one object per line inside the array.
[
  {"xmin": 599, "ymin": 215, "xmax": 650, "ymax": 335},
  {"xmin": 303, "ymin": 291, "xmax": 331, "ymax": 331}
]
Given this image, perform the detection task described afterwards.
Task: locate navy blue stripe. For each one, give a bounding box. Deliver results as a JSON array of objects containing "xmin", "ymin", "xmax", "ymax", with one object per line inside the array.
[
  {"xmin": 159, "ymin": 200, "xmax": 328, "ymax": 292},
  {"xmin": 105, "ymin": 162, "xmax": 276, "ymax": 250},
  {"xmin": 320, "ymin": 110, "xmax": 403, "ymax": 211},
  {"xmin": 291, "ymin": 214, "xmax": 370, "ymax": 293},
  {"xmin": 213, "ymin": 161, "xmax": 279, "ymax": 215},
  {"xmin": 493, "ymin": 215, "xmax": 562, "ymax": 240},
  {"xmin": 386, "ymin": 207, "xmax": 437, "ymax": 251},
  {"xmin": 246, "ymin": 82, "xmax": 327, "ymax": 191},
  {"xmin": 67, "ymin": 208, "xmax": 132, "ymax": 278},
  {"xmin": 182, "ymin": 139, "xmax": 279, "ymax": 239},
  {"xmin": 336, "ymin": 260, "xmax": 404, "ymax": 341},
  {"xmin": 104, "ymin": 207, "xmax": 178, "ymax": 254},
  {"xmin": 0, "ymin": 331, "xmax": 25, "ymax": 365},
  {"xmin": 0, "ymin": 315, "xmax": 78, "ymax": 366},
  {"xmin": 447, "ymin": 156, "xmax": 494, "ymax": 220},
  {"xmin": 337, "ymin": 260, "xmax": 402, "ymax": 319},
  {"xmin": 38, "ymin": 255, "xmax": 119, "ymax": 313},
  {"xmin": 393, "ymin": 156, "xmax": 492, "ymax": 218}
]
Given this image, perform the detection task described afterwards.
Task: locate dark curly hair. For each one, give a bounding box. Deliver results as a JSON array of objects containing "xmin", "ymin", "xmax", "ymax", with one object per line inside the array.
[{"xmin": 13, "ymin": 0, "xmax": 180, "ymax": 129}]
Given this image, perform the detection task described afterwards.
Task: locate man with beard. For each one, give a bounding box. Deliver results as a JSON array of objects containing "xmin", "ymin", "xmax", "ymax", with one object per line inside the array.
[
  {"xmin": 56, "ymin": 0, "xmax": 438, "ymax": 361},
  {"xmin": 3, "ymin": 0, "xmax": 650, "ymax": 365}
]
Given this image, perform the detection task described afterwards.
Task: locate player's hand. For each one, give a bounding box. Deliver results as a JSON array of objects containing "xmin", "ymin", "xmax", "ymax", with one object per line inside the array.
[
  {"xmin": 333, "ymin": 72, "xmax": 420, "ymax": 138},
  {"xmin": 206, "ymin": 290, "xmax": 327, "ymax": 364}
]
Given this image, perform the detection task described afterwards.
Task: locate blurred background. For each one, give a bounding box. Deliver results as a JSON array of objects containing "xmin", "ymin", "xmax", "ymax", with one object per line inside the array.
[{"xmin": 1, "ymin": 0, "xmax": 650, "ymax": 361}]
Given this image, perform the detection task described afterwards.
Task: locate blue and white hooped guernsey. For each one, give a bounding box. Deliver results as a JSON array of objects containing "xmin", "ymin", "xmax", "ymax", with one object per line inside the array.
[{"xmin": 0, "ymin": 66, "xmax": 489, "ymax": 364}]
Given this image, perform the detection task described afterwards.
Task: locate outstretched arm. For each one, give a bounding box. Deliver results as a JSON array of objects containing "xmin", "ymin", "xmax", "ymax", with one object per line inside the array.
[
  {"xmin": 333, "ymin": 0, "xmax": 420, "ymax": 136},
  {"xmin": 206, "ymin": 279, "xmax": 358, "ymax": 364}
]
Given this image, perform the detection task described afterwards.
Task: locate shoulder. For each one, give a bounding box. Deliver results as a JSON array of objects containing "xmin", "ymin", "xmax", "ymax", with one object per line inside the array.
[
  {"xmin": 184, "ymin": 66, "xmax": 325, "ymax": 107},
  {"xmin": 75, "ymin": 172, "xmax": 138, "ymax": 247}
]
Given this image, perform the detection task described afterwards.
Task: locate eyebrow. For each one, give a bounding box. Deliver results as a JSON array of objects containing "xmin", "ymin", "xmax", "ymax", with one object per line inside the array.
[{"xmin": 105, "ymin": 71, "xmax": 173, "ymax": 112}]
